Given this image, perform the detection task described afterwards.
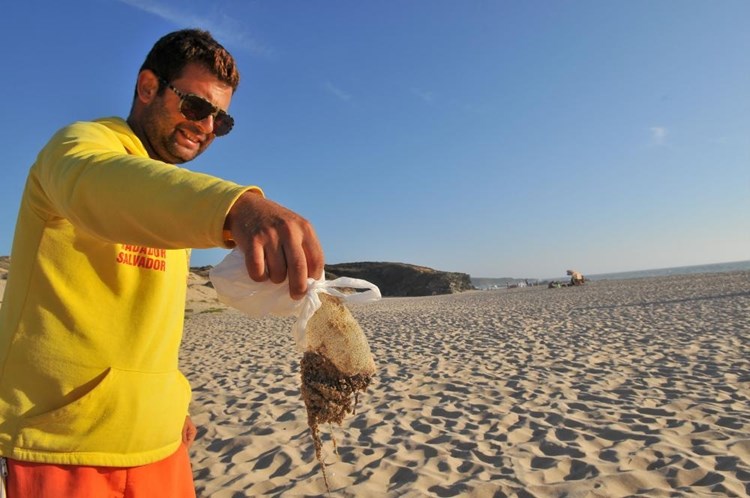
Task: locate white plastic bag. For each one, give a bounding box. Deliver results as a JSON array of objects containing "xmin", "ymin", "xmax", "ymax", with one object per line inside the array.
[{"xmin": 209, "ymin": 249, "xmax": 381, "ymax": 350}]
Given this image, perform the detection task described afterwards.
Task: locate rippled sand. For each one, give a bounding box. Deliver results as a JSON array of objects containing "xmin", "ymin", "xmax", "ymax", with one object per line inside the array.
[{"xmin": 181, "ymin": 270, "xmax": 750, "ymax": 497}]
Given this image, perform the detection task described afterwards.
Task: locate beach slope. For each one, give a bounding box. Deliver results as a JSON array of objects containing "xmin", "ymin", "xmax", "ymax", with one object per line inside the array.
[{"xmin": 185, "ymin": 270, "xmax": 748, "ymax": 496}]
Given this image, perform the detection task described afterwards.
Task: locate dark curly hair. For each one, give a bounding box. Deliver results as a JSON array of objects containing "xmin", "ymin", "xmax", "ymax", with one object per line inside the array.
[{"xmin": 135, "ymin": 29, "xmax": 240, "ymax": 98}]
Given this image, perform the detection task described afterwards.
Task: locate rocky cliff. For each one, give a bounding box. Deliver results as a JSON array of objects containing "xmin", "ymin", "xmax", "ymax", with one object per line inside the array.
[
  {"xmin": 325, "ymin": 262, "xmax": 474, "ymax": 297},
  {"xmin": 0, "ymin": 256, "xmax": 9, "ymax": 279}
]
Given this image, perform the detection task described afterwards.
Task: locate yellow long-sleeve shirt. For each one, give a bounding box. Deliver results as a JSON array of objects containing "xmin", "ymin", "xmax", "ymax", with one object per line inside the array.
[{"xmin": 0, "ymin": 117, "xmax": 257, "ymax": 466}]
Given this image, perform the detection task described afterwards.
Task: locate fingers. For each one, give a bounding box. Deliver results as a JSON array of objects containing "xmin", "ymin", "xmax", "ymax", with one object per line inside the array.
[
  {"xmin": 228, "ymin": 193, "xmax": 324, "ymax": 299},
  {"xmin": 281, "ymin": 218, "xmax": 325, "ymax": 299},
  {"xmin": 303, "ymin": 230, "xmax": 325, "ymax": 281},
  {"xmin": 242, "ymin": 225, "xmax": 300, "ymax": 289},
  {"xmin": 182, "ymin": 415, "xmax": 197, "ymax": 447},
  {"xmin": 284, "ymin": 240, "xmax": 310, "ymax": 300},
  {"xmin": 243, "ymin": 239, "xmax": 268, "ymax": 282},
  {"xmin": 265, "ymin": 240, "xmax": 289, "ymax": 285}
]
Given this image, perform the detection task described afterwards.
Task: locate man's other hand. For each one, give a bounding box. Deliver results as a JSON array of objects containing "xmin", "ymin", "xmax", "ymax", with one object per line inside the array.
[{"xmin": 182, "ymin": 416, "xmax": 197, "ymax": 448}]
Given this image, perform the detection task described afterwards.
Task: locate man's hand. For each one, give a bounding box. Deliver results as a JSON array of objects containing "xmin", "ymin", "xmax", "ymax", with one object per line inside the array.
[
  {"xmin": 226, "ymin": 191, "xmax": 324, "ymax": 300},
  {"xmin": 182, "ymin": 415, "xmax": 197, "ymax": 448}
]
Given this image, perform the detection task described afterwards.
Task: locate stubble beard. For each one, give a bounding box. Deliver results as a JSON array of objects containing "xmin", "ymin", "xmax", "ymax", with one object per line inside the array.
[{"xmin": 142, "ymin": 101, "xmax": 207, "ymax": 165}]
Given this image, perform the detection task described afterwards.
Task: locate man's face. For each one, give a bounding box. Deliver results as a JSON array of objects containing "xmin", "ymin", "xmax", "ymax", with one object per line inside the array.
[{"xmin": 140, "ymin": 63, "xmax": 233, "ymax": 164}]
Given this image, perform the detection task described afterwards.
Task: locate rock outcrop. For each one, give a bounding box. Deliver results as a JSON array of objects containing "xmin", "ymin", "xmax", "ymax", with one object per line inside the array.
[
  {"xmin": 325, "ymin": 262, "xmax": 474, "ymax": 297},
  {"xmin": 0, "ymin": 256, "xmax": 9, "ymax": 280}
]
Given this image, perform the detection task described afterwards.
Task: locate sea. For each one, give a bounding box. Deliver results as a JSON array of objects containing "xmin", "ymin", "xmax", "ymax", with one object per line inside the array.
[
  {"xmin": 473, "ymin": 260, "xmax": 750, "ymax": 289},
  {"xmin": 584, "ymin": 260, "xmax": 750, "ymax": 282}
]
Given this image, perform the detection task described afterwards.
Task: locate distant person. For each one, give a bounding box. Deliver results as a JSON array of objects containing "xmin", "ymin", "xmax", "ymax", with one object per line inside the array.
[
  {"xmin": 0, "ymin": 29, "xmax": 324, "ymax": 497},
  {"xmin": 567, "ymin": 269, "xmax": 585, "ymax": 286}
]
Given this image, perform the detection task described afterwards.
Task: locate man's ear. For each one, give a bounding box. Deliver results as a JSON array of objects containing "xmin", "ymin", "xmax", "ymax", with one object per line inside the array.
[{"xmin": 135, "ymin": 70, "xmax": 160, "ymax": 104}]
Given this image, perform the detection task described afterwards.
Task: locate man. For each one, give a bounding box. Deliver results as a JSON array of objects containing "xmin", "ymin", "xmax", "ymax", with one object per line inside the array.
[{"xmin": 0, "ymin": 29, "xmax": 323, "ymax": 497}]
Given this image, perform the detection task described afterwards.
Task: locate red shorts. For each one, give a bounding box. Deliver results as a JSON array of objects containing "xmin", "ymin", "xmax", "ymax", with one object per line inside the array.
[{"xmin": 5, "ymin": 444, "xmax": 195, "ymax": 498}]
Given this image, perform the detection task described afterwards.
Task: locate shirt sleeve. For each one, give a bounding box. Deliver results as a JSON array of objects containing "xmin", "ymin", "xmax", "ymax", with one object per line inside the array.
[{"xmin": 27, "ymin": 121, "xmax": 261, "ymax": 249}]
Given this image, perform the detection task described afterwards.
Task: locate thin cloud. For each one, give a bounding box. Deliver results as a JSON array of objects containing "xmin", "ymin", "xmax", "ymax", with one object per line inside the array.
[
  {"xmin": 324, "ymin": 81, "xmax": 352, "ymax": 102},
  {"xmin": 650, "ymin": 126, "xmax": 668, "ymax": 145},
  {"xmin": 708, "ymin": 136, "xmax": 729, "ymax": 144},
  {"xmin": 411, "ymin": 88, "xmax": 435, "ymax": 103},
  {"xmin": 116, "ymin": 0, "xmax": 273, "ymax": 57},
  {"xmin": 459, "ymin": 103, "xmax": 488, "ymax": 114}
]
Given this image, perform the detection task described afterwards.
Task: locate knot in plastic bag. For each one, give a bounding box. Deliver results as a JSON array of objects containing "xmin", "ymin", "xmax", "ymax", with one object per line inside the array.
[{"xmin": 209, "ymin": 249, "xmax": 381, "ymax": 351}]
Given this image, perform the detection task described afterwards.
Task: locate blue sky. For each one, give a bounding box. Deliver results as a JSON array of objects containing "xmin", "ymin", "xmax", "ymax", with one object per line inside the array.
[{"xmin": 2, "ymin": 1, "xmax": 748, "ymax": 279}]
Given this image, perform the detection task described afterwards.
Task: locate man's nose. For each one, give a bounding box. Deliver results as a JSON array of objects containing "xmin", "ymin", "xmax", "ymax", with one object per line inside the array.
[{"xmin": 194, "ymin": 114, "xmax": 215, "ymax": 135}]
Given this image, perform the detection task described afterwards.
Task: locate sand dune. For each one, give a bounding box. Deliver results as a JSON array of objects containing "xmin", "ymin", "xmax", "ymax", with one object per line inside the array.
[{"xmin": 181, "ymin": 270, "xmax": 750, "ymax": 497}]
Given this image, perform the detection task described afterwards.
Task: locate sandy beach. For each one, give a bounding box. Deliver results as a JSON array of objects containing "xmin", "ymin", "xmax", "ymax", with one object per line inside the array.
[{"xmin": 179, "ymin": 270, "xmax": 750, "ymax": 497}]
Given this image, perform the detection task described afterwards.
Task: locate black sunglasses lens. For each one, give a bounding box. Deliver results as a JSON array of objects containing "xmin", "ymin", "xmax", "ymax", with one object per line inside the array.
[
  {"xmin": 213, "ymin": 112, "xmax": 234, "ymax": 137},
  {"xmin": 180, "ymin": 96, "xmax": 214, "ymax": 121},
  {"xmin": 180, "ymin": 95, "xmax": 233, "ymax": 136}
]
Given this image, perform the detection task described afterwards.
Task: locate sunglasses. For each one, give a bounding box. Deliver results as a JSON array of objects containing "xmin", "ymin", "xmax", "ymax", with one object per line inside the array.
[{"xmin": 158, "ymin": 77, "xmax": 234, "ymax": 137}]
